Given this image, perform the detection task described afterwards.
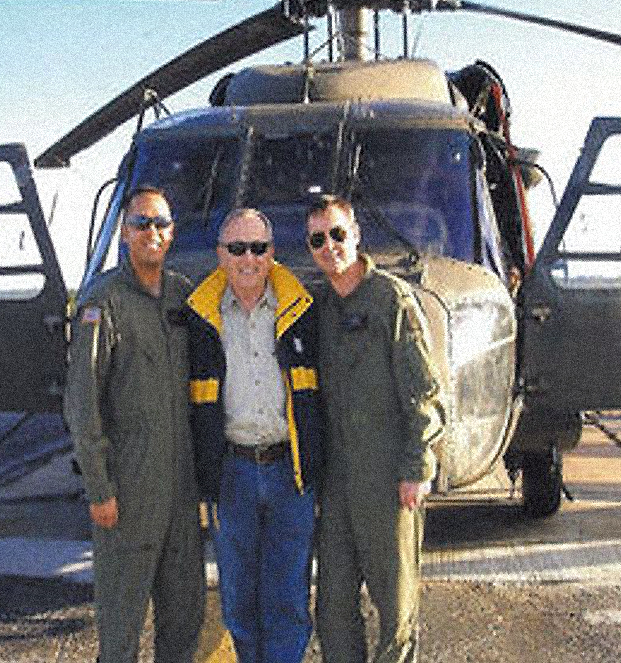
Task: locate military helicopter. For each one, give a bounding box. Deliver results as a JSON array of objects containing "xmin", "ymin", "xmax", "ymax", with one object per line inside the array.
[{"xmin": 1, "ymin": 0, "xmax": 621, "ymax": 518}]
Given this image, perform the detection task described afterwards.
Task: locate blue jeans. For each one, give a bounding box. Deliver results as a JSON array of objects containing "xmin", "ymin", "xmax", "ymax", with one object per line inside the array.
[{"xmin": 213, "ymin": 453, "xmax": 315, "ymax": 663}]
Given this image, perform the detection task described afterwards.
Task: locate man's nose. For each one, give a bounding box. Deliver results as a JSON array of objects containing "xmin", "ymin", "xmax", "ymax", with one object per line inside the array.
[
  {"xmin": 235, "ymin": 250, "xmax": 254, "ymax": 267},
  {"xmin": 145, "ymin": 222, "xmax": 163, "ymax": 235},
  {"xmin": 324, "ymin": 235, "xmax": 338, "ymax": 250}
]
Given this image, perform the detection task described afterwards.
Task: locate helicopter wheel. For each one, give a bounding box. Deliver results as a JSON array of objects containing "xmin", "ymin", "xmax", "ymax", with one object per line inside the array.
[{"xmin": 521, "ymin": 447, "xmax": 563, "ymax": 518}]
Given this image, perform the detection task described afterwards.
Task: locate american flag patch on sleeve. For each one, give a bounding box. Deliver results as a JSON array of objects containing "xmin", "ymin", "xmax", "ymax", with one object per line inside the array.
[{"xmin": 80, "ymin": 306, "xmax": 102, "ymax": 324}]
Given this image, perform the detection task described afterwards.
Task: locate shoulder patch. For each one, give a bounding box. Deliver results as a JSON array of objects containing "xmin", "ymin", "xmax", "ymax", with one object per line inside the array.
[{"xmin": 80, "ymin": 306, "xmax": 102, "ymax": 324}]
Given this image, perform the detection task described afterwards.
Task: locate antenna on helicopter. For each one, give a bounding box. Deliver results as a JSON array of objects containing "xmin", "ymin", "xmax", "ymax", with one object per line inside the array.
[
  {"xmin": 411, "ymin": 13, "xmax": 426, "ymax": 56},
  {"xmin": 402, "ymin": 1, "xmax": 410, "ymax": 58},
  {"xmin": 46, "ymin": 191, "xmax": 58, "ymax": 228},
  {"xmin": 373, "ymin": 9, "xmax": 380, "ymax": 60},
  {"xmin": 327, "ymin": 4, "xmax": 336, "ymax": 61},
  {"xmin": 135, "ymin": 89, "xmax": 171, "ymax": 136}
]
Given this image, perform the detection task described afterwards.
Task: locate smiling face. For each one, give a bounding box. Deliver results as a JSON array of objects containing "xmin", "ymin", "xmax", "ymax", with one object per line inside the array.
[
  {"xmin": 307, "ymin": 204, "xmax": 360, "ymax": 279},
  {"xmin": 121, "ymin": 191, "xmax": 174, "ymax": 270},
  {"xmin": 216, "ymin": 211, "xmax": 274, "ymax": 298}
]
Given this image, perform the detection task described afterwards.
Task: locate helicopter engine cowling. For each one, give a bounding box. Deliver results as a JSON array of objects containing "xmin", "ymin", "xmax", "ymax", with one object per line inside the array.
[
  {"xmin": 222, "ymin": 60, "xmax": 452, "ymax": 106},
  {"xmin": 411, "ymin": 254, "xmax": 517, "ymax": 489}
]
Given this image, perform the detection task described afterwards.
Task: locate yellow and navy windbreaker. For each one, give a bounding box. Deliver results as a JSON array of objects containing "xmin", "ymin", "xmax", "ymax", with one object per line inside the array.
[{"xmin": 185, "ymin": 263, "xmax": 326, "ymax": 500}]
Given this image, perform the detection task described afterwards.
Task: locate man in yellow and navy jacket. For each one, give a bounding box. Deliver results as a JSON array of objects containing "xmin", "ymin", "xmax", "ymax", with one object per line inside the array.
[{"xmin": 185, "ymin": 208, "xmax": 325, "ymax": 663}]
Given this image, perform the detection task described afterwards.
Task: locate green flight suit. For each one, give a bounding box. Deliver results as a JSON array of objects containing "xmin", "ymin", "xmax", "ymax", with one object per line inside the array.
[
  {"xmin": 316, "ymin": 257, "xmax": 443, "ymax": 663},
  {"xmin": 64, "ymin": 260, "xmax": 205, "ymax": 663}
]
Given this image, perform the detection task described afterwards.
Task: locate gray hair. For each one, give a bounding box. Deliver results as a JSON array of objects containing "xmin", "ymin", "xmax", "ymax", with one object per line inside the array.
[{"xmin": 218, "ymin": 208, "xmax": 273, "ymax": 242}]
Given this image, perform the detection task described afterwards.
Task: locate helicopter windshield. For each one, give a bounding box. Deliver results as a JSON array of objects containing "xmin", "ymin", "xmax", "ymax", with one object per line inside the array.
[
  {"xmin": 352, "ymin": 128, "xmax": 474, "ymax": 260},
  {"xmin": 128, "ymin": 135, "xmax": 241, "ymax": 251},
  {"xmin": 246, "ymin": 127, "xmax": 475, "ymax": 261},
  {"xmin": 245, "ymin": 133, "xmax": 335, "ymax": 205},
  {"xmin": 127, "ymin": 127, "xmax": 476, "ymax": 263}
]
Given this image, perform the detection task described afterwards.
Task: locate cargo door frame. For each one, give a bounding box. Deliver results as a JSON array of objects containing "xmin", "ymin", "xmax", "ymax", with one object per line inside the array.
[
  {"xmin": 520, "ymin": 117, "xmax": 621, "ymax": 411},
  {"xmin": 0, "ymin": 143, "xmax": 68, "ymax": 413}
]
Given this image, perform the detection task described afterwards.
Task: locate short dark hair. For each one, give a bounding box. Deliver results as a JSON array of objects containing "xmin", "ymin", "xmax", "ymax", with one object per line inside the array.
[
  {"xmin": 306, "ymin": 194, "xmax": 355, "ymax": 225},
  {"xmin": 122, "ymin": 186, "xmax": 170, "ymax": 222}
]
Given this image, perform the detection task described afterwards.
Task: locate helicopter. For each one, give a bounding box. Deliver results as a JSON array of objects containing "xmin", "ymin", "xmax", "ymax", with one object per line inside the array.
[{"xmin": 1, "ymin": 0, "xmax": 621, "ymax": 519}]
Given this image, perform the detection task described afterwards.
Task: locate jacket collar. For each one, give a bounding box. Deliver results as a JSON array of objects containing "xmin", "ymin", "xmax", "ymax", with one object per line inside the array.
[
  {"xmin": 187, "ymin": 262, "xmax": 313, "ymax": 338},
  {"xmin": 119, "ymin": 257, "xmax": 168, "ymax": 299}
]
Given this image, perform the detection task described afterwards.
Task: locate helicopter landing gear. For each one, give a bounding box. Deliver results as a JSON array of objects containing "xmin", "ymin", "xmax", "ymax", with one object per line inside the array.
[{"xmin": 521, "ymin": 447, "xmax": 563, "ymax": 518}]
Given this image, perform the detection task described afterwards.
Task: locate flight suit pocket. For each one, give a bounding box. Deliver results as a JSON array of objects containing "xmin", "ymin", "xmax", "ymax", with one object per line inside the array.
[
  {"xmin": 93, "ymin": 522, "xmax": 122, "ymax": 550},
  {"xmin": 111, "ymin": 426, "xmax": 142, "ymax": 456},
  {"xmin": 139, "ymin": 343, "xmax": 163, "ymax": 364},
  {"xmin": 340, "ymin": 327, "xmax": 378, "ymax": 370},
  {"xmin": 115, "ymin": 431, "xmax": 151, "ymax": 502},
  {"xmin": 339, "ymin": 326, "xmax": 373, "ymax": 367}
]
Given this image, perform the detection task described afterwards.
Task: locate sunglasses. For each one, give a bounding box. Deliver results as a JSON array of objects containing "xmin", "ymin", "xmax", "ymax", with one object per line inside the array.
[
  {"xmin": 307, "ymin": 225, "xmax": 347, "ymax": 250},
  {"xmin": 125, "ymin": 214, "xmax": 173, "ymax": 231},
  {"xmin": 220, "ymin": 241, "xmax": 271, "ymax": 257}
]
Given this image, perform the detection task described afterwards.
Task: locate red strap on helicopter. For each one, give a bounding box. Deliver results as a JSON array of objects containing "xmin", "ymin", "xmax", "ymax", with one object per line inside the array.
[{"xmin": 491, "ymin": 83, "xmax": 536, "ymax": 271}]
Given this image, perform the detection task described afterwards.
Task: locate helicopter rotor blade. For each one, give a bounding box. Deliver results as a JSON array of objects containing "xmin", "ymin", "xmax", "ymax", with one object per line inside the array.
[
  {"xmin": 35, "ymin": 3, "xmax": 308, "ymax": 169},
  {"xmin": 310, "ymin": 1, "xmax": 621, "ymax": 47},
  {"xmin": 457, "ymin": 1, "xmax": 621, "ymax": 47}
]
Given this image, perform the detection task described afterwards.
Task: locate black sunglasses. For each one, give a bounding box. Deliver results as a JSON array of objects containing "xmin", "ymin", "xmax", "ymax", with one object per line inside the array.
[
  {"xmin": 125, "ymin": 214, "xmax": 173, "ymax": 231},
  {"xmin": 220, "ymin": 241, "xmax": 271, "ymax": 257},
  {"xmin": 307, "ymin": 225, "xmax": 347, "ymax": 250}
]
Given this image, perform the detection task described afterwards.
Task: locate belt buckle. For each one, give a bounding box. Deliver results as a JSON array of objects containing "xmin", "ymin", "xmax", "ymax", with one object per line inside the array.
[{"xmin": 254, "ymin": 442, "xmax": 272, "ymax": 464}]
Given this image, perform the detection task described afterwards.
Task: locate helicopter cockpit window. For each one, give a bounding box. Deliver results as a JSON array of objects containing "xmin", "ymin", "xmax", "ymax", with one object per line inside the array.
[
  {"xmin": 352, "ymin": 128, "xmax": 475, "ymax": 261},
  {"xmin": 129, "ymin": 137, "xmax": 240, "ymax": 252},
  {"xmin": 247, "ymin": 134, "xmax": 334, "ymax": 205},
  {"xmin": 475, "ymin": 168, "xmax": 507, "ymax": 280},
  {"xmin": 243, "ymin": 132, "xmax": 335, "ymax": 251},
  {"xmin": 550, "ymin": 135, "xmax": 621, "ymax": 289},
  {"xmin": 0, "ymin": 163, "xmax": 45, "ymax": 300},
  {"xmin": 242, "ymin": 128, "xmax": 476, "ymax": 262}
]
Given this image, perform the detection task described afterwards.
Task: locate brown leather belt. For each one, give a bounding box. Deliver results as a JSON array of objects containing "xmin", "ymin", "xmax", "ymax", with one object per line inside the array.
[{"xmin": 227, "ymin": 441, "xmax": 288, "ymax": 464}]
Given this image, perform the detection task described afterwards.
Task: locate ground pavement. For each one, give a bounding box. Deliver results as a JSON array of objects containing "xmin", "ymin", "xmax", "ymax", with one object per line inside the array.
[{"xmin": 1, "ymin": 415, "xmax": 621, "ymax": 662}]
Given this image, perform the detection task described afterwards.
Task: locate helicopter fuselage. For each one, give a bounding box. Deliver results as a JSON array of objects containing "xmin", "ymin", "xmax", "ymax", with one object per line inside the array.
[{"xmin": 81, "ymin": 58, "xmax": 530, "ymax": 491}]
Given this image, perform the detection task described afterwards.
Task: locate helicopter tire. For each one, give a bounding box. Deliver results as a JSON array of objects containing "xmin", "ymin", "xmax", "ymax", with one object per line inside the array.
[{"xmin": 521, "ymin": 447, "xmax": 563, "ymax": 518}]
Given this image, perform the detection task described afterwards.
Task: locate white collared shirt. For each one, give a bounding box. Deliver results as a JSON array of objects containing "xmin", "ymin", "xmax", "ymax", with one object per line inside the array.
[{"xmin": 220, "ymin": 285, "xmax": 288, "ymax": 446}]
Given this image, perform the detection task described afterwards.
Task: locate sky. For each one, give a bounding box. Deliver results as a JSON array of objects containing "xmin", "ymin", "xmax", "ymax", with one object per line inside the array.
[{"xmin": 1, "ymin": 0, "xmax": 620, "ymax": 287}]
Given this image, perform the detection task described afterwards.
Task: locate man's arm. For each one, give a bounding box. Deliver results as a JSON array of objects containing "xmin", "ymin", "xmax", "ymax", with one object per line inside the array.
[
  {"xmin": 390, "ymin": 289, "xmax": 445, "ymax": 495},
  {"xmin": 64, "ymin": 299, "xmax": 118, "ymax": 526}
]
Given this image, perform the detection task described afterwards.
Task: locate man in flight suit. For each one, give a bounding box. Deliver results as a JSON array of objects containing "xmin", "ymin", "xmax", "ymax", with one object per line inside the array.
[
  {"xmin": 186, "ymin": 208, "xmax": 324, "ymax": 663},
  {"xmin": 64, "ymin": 187, "xmax": 205, "ymax": 663},
  {"xmin": 306, "ymin": 195, "xmax": 444, "ymax": 663}
]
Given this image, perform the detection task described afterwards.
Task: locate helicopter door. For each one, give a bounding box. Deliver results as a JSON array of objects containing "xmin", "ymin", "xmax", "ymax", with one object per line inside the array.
[
  {"xmin": 0, "ymin": 144, "xmax": 67, "ymax": 413},
  {"xmin": 521, "ymin": 117, "xmax": 621, "ymax": 410}
]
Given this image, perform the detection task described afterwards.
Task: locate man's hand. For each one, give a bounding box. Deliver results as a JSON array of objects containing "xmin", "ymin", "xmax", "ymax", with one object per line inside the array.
[
  {"xmin": 398, "ymin": 480, "xmax": 431, "ymax": 510},
  {"xmin": 90, "ymin": 497, "xmax": 119, "ymax": 528}
]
